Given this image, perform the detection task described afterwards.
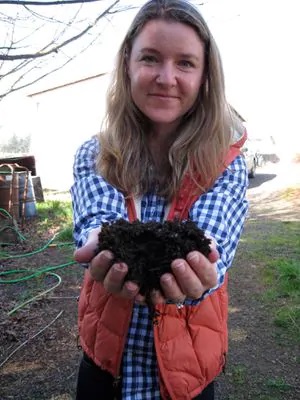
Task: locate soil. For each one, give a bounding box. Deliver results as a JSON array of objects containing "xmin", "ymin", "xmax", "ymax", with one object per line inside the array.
[
  {"xmin": 98, "ymin": 219, "xmax": 211, "ymax": 297},
  {"xmin": 0, "ymin": 161, "xmax": 299, "ymax": 400}
]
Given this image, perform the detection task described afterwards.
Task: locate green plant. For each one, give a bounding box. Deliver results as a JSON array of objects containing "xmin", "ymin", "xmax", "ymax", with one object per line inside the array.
[
  {"xmin": 266, "ymin": 377, "xmax": 292, "ymax": 391},
  {"xmin": 230, "ymin": 365, "xmax": 247, "ymax": 385},
  {"xmin": 36, "ymin": 200, "xmax": 72, "ymax": 233},
  {"xmin": 37, "ymin": 199, "xmax": 72, "ymax": 219},
  {"xmin": 235, "ymin": 220, "xmax": 300, "ymax": 344},
  {"xmin": 262, "ymin": 259, "xmax": 300, "ymax": 342},
  {"xmin": 55, "ymin": 225, "xmax": 74, "ymax": 242}
]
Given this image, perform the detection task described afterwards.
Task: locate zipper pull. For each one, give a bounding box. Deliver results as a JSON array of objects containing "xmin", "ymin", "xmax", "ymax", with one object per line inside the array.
[
  {"xmin": 76, "ymin": 335, "xmax": 82, "ymax": 350},
  {"xmin": 113, "ymin": 375, "xmax": 122, "ymax": 387},
  {"xmin": 113, "ymin": 375, "xmax": 122, "ymax": 398}
]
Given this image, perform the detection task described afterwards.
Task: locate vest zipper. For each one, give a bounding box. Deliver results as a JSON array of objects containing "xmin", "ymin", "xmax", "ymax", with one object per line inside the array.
[
  {"xmin": 153, "ymin": 322, "xmax": 176, "ymax": 400},
  {"xmin": 113, "ymin": 300, "xmax": 134, "ymax": 396},
  {"xmin": 113, "ymin": 374, "xmax": 122, "ymax": 398},
  {"xmin": 76, "ymin": 334, "xmax": 82, "ymax": 350}
]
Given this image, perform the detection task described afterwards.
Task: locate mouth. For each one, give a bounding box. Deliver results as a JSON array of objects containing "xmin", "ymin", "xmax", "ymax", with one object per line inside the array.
[{"xmin": 148, "ymin": 93, "xmax": 179, "ymax": 99}]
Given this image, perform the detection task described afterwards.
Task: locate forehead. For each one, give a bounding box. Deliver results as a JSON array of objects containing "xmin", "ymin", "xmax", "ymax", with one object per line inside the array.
[{"xmin": 131, "ymin": 19, "xmax": 205, "ymax": 56}]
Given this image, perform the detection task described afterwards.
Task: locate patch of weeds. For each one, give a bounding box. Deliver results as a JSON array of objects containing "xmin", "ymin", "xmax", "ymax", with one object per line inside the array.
[
  {"xmin": 237, "ymin": 220, "xmax": 300, "ymax": 344},
  {"xmin": 241, "ymin": 220, "xmax": 300, "ymax": 263},
  {"xmin": 36, "ymin": 200, "xmax": 72, "ymax": 234},
  {"xmin": 258, "ymin": 397, "xmax": 279, "ymax": 400},
  {"xmin": 263, "ymin": 259, "xmax": 300, "ymax": 343},
  {"xmin": 264, "ymin": 260, "xmax": 300, "ymax": 297},
  {"xmin": 266, "ymin": 377, "xmax": 293, "ymax": 392},
  {"xmin": 54, "ymin": 225, "xmax": 74, "ymax": 243},
  {"xmin": 37, "ymin": 200, "xmax": 72, "ymax": 220},
  {"xmin": 274, "ymin": 305, "xmax": 300, "ymax": 339},
  {"xmin": 229, "ymin": 365, "xmax": 247, "ymax": 385}
]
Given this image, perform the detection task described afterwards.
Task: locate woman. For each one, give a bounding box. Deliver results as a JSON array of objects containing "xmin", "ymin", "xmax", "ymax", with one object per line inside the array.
[{"xmin": 71, "ymin": 1, "xmax": 249, "ymax": 399}]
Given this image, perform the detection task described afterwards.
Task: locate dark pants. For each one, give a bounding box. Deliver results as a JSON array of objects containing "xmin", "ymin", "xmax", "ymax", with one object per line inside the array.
[{"xmin": 76, "ymin": 353, "xmax": 214, "ymax": 400}]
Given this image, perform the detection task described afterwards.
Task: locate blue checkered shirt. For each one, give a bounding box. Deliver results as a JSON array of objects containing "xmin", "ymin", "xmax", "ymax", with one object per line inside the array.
[{"xmin": 70, "ymin": 136, "xmax": 249, "ymax": 399}]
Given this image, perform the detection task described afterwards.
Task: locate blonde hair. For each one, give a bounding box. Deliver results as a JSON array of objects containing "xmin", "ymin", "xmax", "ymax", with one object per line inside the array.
[{"xmin": 98, "ymin": 0, "xmax": 240, "ymax": 199}]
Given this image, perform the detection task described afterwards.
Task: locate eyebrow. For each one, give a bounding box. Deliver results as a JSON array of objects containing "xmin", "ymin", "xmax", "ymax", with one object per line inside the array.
[{"xmin": 139, "ymin": 47, "xmax": 200, "ymax": 62}]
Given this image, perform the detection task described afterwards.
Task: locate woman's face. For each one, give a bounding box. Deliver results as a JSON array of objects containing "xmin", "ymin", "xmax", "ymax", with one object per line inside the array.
[{"xmin": 128, "ymin": 19, "xmax": 205, "ymax": 135}]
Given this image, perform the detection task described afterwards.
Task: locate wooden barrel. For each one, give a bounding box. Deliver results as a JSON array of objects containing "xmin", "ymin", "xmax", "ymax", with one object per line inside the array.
[{"xmin": 0, "ymin": 167, "xmax": 19, "ymax": 220}]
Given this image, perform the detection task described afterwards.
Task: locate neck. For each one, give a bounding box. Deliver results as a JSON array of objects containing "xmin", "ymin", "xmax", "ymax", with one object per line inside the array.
[
  {"xmin": 151, "ymin": 120, "xmax": 179, "ymax": 138},
  {"xmin": 147, "ymin": 134, "xmax": 172, "ymax": 171},
  {"xmin": 148, "ymin": 132, "xmax": 170, "ymax": 155}
]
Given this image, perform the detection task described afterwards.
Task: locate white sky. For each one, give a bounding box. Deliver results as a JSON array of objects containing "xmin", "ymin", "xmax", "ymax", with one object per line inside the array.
[{"xmin": 1, "ymin": 0, "xmax": 300, "ymax": 150}]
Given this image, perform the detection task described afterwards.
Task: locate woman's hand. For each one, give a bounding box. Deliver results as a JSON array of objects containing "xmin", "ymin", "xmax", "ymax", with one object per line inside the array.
[
  {"xmin": 74, "ymin": 228, "xmax": 140, "ymax": 300},
  {"xmin": 158, "ymin": 240, "xmax": 219, "ymax": 304}
]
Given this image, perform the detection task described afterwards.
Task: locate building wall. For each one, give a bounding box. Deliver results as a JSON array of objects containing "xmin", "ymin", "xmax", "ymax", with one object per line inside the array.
[{"xmin": 30, "ymin": 73, "xmax": 111, "ymax": 190}]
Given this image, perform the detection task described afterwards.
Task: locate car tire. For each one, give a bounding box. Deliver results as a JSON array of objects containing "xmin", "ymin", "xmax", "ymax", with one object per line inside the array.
[{"xmin": 248, "ymin": 160, "xmax": 256, "ymax": 178}]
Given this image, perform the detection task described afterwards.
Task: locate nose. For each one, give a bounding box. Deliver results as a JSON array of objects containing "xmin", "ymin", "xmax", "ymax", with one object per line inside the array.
[{"xmin": 156, "ymin": 62, "xmax": 176, "ymax": 86}]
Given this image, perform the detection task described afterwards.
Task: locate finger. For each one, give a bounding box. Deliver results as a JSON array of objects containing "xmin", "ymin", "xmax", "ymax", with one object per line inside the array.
[
  {"xmin": 186, "ymin": 252, "xmax": 218, "ymax": 288},
  {"xmin": 207, "ymin": 247, "xmax": 219, "ymax": 264},
  {"xmin": 88, "ymin": 250, "xmax": 114, "ymax": 282},
  {"xmin": 171, "ymin": 259, "xmax": 205, "ymax": 299},
  {"xmin": 74, "ymin": 228, "xmax": 101, "ymax": 263},
  {"xmin": 103, "ymin": 262, "xmax": 128, "ymax": 293},
  {"xmin": 120, "ymin": 280, "xmax": 140, "ymax": 299},
  {"xmin": 160, "ymin": 272, "xmax": 186, "ymax": 302}
]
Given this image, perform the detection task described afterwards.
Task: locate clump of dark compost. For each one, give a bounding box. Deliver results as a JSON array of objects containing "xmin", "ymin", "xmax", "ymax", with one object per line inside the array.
[{"xmin": 98, "ymin": 219, "xmax": 211, "ymax": 298}]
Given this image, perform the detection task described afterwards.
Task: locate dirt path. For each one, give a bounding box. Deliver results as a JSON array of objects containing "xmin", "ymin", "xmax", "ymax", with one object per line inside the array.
[
  {"xmin": 0, "ymin": 161, "xmax": 299, "ymax": 400},
  {"xmin": 215, "ymin": 161, "xmax": 300, "ymax": 399}
]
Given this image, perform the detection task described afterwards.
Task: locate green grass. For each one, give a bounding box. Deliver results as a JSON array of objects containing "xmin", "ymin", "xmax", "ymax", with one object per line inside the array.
[
  {"xmin": 37, "ymin": 199, "xmax": 72, "ymax": 222},
  {"xmin": 241, "ymin": 220, "xmax": 300, "ymax": 344},
  {"xmin": 266, "ymin": 377, "xmax": 293, "ymax": 391},
  {"xmin": 230, "ymin": 365, "xmax": 247, "ymax": 385},
  {"xmin": 54, "ymin": 224, "xmax": 74, "ymax": 242},
  {"xmin": 36, "ymin": 200, "xmax": 73, "ymax": 242}
]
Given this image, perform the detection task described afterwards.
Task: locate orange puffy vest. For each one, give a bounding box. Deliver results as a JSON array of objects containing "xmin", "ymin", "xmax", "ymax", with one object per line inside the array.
[{"xmin": 78, "ymin": 132, "xmax": 246, "ymax": 399}]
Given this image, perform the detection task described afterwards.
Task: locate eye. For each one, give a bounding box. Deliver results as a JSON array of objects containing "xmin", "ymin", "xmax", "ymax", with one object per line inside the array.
[
  {"xmin": 140, "ymin": 55, "xmax": 158, "ymax": 64},
  {"xmin": 178, "ymin": 60, "xmax": 194, "ymax": 68}
]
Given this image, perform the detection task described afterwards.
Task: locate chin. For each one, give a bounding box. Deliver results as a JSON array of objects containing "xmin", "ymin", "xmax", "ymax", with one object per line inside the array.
[{"xmin": 146, "ymin": 112, "xmax": 181, "ymax": 126}]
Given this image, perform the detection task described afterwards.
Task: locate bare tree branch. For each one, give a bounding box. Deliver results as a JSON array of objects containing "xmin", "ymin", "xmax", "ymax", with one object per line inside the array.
[
  {"xmin": 0, "ymin": 0, "xmax": 120, "ymax": 60},
  {"xmin": 0, "ymin": 0, "xmax": 136, "ymax": 99},
  {"xmin": 0, "ymin": 27, "xmax": 103, "ymax": 100},
  {"xmin": 0, "ymin": 0, "xmax": 105, "ymax": 5}
]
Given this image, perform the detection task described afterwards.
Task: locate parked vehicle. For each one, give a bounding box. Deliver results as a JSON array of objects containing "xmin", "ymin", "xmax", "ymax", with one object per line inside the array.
[{"xmin": 241, "ymin": 140, "xmax": 260, "ymax": 178}]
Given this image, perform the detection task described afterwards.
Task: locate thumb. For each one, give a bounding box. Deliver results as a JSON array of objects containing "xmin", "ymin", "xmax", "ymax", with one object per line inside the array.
[{"xmin": 74, "ymin": 228, "xmax": 101, "ymax": 264}]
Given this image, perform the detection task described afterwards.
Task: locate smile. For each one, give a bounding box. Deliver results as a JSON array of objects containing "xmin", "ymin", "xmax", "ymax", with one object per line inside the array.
[{"xmin": 148, "ymin": 94, "xmax": 179, "ymax": 99}]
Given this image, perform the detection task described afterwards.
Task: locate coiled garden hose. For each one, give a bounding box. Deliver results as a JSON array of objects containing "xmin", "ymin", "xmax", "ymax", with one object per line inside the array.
[{"xmin": 0, "ymin": 208, "xmax": 77, "ymax": 315}]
